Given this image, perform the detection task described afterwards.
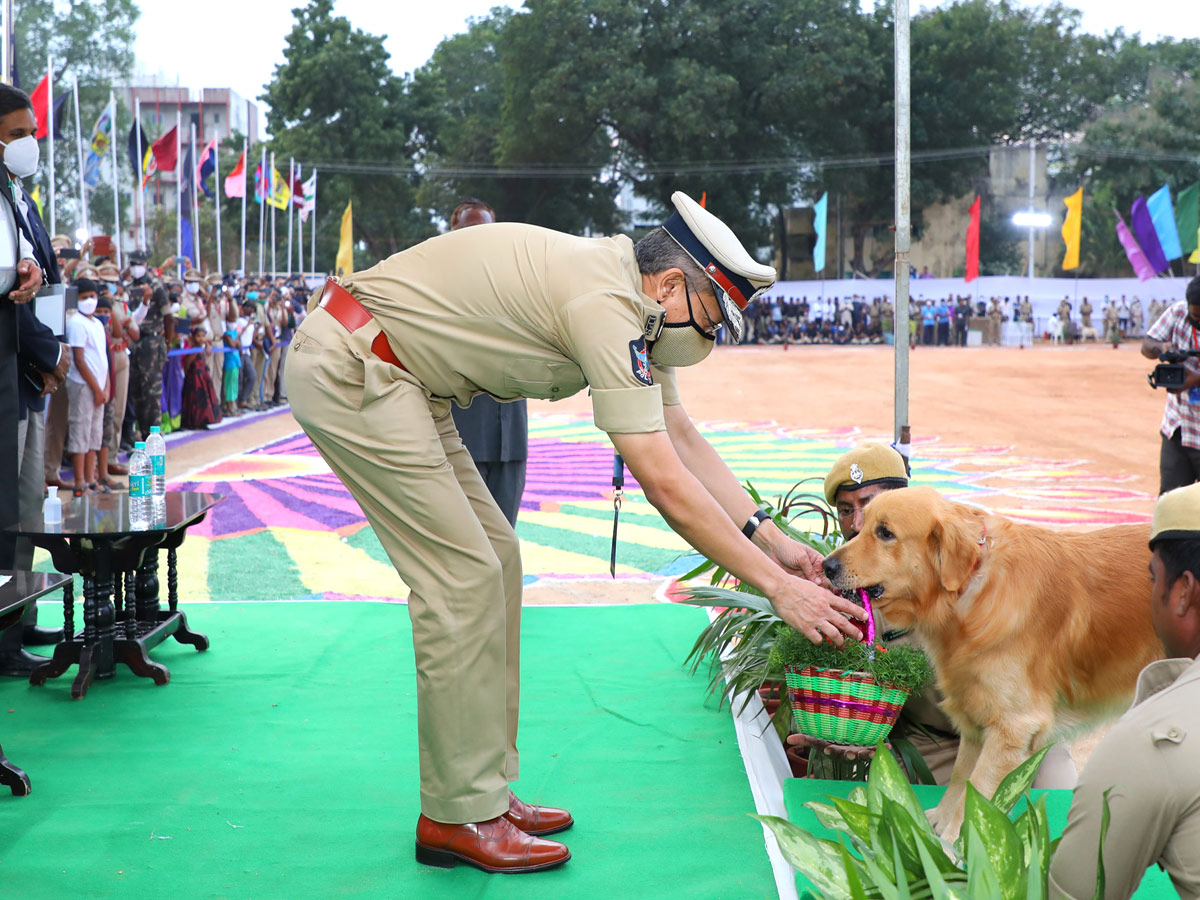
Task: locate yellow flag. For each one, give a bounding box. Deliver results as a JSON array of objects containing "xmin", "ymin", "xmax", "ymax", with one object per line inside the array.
[
  {"xmin": 1061, "ymin": 187, "xmax": 1083, "ymax": 271},
  {"xmin": 29, "ymin": 185, "xmax": 41, "ymax": 217},
  {"xmin": 336, "ymin": 200, "xmax": 353, "ymax": 276},
  {"xmin": 268, "ymin": 168, "xmax": 291, "ymax": 210},
  {"xmin": 1191, "ymin": 227, "xmax": 1200, "ymax": 264}
]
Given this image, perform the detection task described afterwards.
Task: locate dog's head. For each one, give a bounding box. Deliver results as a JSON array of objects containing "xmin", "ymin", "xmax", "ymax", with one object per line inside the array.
[{"xmin": 822, "ymin": 486, "xmax": 983, "ymax": 630}]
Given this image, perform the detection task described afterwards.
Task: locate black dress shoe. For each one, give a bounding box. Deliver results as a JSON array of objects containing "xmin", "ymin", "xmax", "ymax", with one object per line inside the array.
[
  {"xmin": 23, "ymin": 625, "xmax": 64, "ymax": 646},
  {"xmin": 0, "ymin": 649, "xmax": 51, "ymax": 677}
]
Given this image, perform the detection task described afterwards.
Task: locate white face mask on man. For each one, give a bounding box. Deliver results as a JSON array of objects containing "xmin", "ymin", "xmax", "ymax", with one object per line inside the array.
[
  {"xmin": 0, "ymin": 134, "xmax": 39, "ymax": 178},
  {"xmin": 646, "ymin": 280, "xmax": 718, "ymax": 368},
  {"xmin": 130, "ymin": 265, "xmax": 147, "ymax": 279},
  {"xmin": 186, "ymin": 282, "xmax": 201, "ymax": 295}
]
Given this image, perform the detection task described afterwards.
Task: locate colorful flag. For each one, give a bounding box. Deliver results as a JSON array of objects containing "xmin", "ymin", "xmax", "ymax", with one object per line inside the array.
[
  {"xmin": 290, "ymin": 163, "xmax": 303, "ymax": 203},
  {"xmin": 1061, "ymin": 187, "xmax": 1082, "ymax": 271},
  {"xmin": 1130, "ymin": 195, "xmax": 1169, "ymax": 273},
  {"xmin": 1115, "ymin": 211, "xmax": 1155, "ymax": 282},
  {"xmin": 29, "ymin": 184, "xmax": 41, "ymax": 218},
  {"xmin": 1175, "ymin": 182, "xmax": 1199, "ymax": 260},
  {"xmin": 1147, "ymin": 185, "xmax": 1182, "ymax": 261},
  {"xmin": 82, "ymin": 99, "xmax": 114, "ymax": 188},
  {"xmin": 197, "ymin": 138, "xmax": 219, "ymax": 200},
  {"xmin": 297, "ymin": 171, "xmax": 316, "ymax": 222},
  {"xmin": 268, "ymin": 167, "xmax": 291, "ymax": 210},
  {"xmin": 150, "ymin": 125, "xmax": 178, "ymax": 173},
  {"xmin": 30, "ymin": 73, "xmax": 49, "ymax": 140},
  {"xmin": 254, "ymin": 163, "xmax": 267, "ymax": 204},
  {"xmin": 180, "ymin": 144, "xmax": 195, "ymax": 263},
  {"xmin": 225, "ymin": 150, "xmax": 246, "ymax": 198},
  {"xmin": 964, "ymin": 195, "xmax": 981, "ymax": 282},
  {"xmin": 127, "ymin": 120, "xmax": 149, "ymax": 180},
  {"xmin": 812, "ymin": 192, "xmax": 827, "ymax": 274},
  {"xmin": 336, "ymin": 200, "xmax": 353, "ymax": 275}
]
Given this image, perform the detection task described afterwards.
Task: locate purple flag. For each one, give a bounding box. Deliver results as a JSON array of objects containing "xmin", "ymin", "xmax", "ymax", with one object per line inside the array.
[
  {"xmin": 1115, "ymin": 211, "xmax": 1155, "ymax": 282},
  {"xmin": 1131, "ymin": 195, "xmax": 1170, "ymax": 273}
]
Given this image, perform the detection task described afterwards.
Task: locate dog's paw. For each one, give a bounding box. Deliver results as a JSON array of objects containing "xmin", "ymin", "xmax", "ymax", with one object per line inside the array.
[{"xmin": 926, "ymin": 801, "xmax": 964, "ymax": 843}]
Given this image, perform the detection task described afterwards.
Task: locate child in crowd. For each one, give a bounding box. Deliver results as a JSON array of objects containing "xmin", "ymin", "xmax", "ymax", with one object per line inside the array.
[
  {"xmin": 223, "ymin": 307, "xmax": 241, "ymax": 418},
  {"xmin": 65, "ymin": 278, "xmax": 110, "ymax": 496}
]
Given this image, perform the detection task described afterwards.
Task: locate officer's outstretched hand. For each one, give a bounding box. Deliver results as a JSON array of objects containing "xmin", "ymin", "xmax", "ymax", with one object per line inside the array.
[
  {"xmin": 770, "ymin": 538, "xmax": 835, "ymax": 591},
  {"xmin": 769, "ymin": 576, "xmax": 866, "ymax": 646}
]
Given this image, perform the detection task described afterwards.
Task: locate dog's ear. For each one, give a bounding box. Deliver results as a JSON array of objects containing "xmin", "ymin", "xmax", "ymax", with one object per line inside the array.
[{"xmin": 930, "ymin": 515, "xmax": 980, "ymax": 593}]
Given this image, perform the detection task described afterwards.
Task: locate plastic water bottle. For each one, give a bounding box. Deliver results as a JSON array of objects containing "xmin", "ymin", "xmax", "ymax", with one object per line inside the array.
[
  {"xmin": 146, "ymin": 425, "xmax": 167, "ymax": 511},
  {"xmin": 129, "ymin": 442, "xmax": 152, "ymax": 530},
  {"xmin": 42, "ymin": 486, "xmax": 62, "ymax": 528}
]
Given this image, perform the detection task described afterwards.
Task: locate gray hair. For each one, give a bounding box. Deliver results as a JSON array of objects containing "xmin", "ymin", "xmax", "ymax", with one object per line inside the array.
[{"xmin": 634, "ymin": 227, "xmax": 712, "ymax": 298}]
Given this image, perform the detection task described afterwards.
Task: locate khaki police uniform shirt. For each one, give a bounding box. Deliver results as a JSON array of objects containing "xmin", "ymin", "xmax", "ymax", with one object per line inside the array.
[
  {"xmin": 1049, "ymin": 656, "xmax": 1200, "ymax": 900},
  {"xmin": 336, "ymin": 223, "xmax": 679, "ymax": 434}
]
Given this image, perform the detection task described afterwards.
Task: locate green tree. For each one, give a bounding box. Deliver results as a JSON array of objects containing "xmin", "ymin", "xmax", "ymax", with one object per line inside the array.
[{"xmin": 261, "ymin": 0, "xmax": 434, "ymax": 271}]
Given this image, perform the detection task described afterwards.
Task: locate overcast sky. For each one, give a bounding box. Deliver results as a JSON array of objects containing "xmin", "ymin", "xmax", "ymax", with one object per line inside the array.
[{"xmin": 133, "ymin": 0, "xmax": 1197, "ymax": 137}]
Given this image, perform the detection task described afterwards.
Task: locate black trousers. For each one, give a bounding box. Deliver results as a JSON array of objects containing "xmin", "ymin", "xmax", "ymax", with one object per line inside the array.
[{"xmin": 1159, "ymin": 428, "xmax": 1200, "ymax": 494}]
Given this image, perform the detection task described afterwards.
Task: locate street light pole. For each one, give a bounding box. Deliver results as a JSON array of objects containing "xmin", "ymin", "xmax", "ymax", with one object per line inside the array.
[{"xmin": 894, "ymin": 0, "xmax": 911, "ymax": 447}]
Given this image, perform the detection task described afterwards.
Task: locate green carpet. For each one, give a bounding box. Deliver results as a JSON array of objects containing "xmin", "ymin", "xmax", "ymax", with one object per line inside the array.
[
  {"xmin": 0, "ymin": 602, "xmax": 774, "ymax": 900},
  {"xmin": 785, "ymin": 779, "xmax": 1175, "ymax": 898}
]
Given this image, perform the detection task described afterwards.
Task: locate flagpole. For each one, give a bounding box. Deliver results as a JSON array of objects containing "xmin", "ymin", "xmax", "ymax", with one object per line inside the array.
[
  {"xmin": 175, "ymin": 108, "xmax": 181, "ymax": 259},
  {"xmin": 270, "ymin": 150, "xmax": 277, "ymax": 277},
  {"xmin": 213, "ymin": 134, "xmax": 223, "ymax": 274},
  {"xmin": 239, "ymin": 137, "xmax": 246, "ymax": 274},
  {"xmin": 296, "ymin": 165, "xmax": 303, "ymax": 278},
  {"xmin": 134, "ymin": 98, "xmax": 146, "ymax": 249},
  {"xmin": 257, "ymin": 145, "xmax": 265, "ymax": 275},
  {"xmin": 286, "ymin": 157, "xmax": 294, "ymax": 275},
  {"xmin": 310, "ymin": 169, "xmax": 316, "ymax": 274},
  {"xmin": 71, "ymin": 75, "xmax": 88, "ymax": 240},
  {"xmin": 107, "ymin": 93, "xmax": 122, "ymax": 268},
  {"xmin": 46, "ymin": 54, "xmax": 55, "ymax": 235},
  {"xmin": 190, "ymin": 122, "xmax": 200, "ymax": 272}
]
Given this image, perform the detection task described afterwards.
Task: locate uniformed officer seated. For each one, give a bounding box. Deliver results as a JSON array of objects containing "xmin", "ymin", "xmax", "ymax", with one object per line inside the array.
[
  {"xmin": 284, "ymin": 191, "xmax": 867, "ymax": 874},
  {"xmin": 1050, "ymin": 483, "xmax": 1200, "ymax": 900}
]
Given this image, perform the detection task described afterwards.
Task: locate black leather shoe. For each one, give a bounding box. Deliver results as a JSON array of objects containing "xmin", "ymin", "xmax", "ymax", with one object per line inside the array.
[
  {"xmin": 23, "ymin": 626, "xmax": 64, "ymax": 646},
  {"xmin": 0, "ymin": 649, "xmax": 51, "ymax": 677}
]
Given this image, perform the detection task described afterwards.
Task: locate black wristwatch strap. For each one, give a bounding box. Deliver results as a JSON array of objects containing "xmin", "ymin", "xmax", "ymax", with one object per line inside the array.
[{"xmin": 742, "ymin": 509, "xmax": 769, "ymax": 540}]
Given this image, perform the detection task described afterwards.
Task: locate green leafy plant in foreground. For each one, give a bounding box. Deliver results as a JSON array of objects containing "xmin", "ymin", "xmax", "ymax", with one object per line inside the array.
[{"xmin": 755, "ymin": 743, "xmax": 1114, "ymax": 900}]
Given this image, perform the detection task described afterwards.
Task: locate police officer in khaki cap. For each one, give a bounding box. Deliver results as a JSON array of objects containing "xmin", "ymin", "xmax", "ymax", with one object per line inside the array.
[
  {"xmin": 285, "ymin": 191, "xmax": 866, "ymax": 874},
  {"xmin": 1050, "ymin": 483, "xmax": 1200, "ymax": 899},
  {"xmin": 823, "ymin": 442, "xmax": 910, "ymax": 540}
]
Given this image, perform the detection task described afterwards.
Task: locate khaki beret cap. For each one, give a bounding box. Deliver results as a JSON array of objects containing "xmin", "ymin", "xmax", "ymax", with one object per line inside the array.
[
  {"xmin": 824, "ymin": 443, "xmax": 909, "ymax": 506},
  {"xmin": 1150, "ymin": 482, "xmax": 1200, "ymax": 547}
]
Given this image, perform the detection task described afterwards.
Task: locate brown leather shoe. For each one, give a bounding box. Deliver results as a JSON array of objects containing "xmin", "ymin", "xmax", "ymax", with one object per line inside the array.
[
  {"xmin": 504, "ymin": 789, "xmax": 574, "ymax": 836},
  {"xmin": 415, "ymin": 814, "xmax": 570, "ymax": 873}
]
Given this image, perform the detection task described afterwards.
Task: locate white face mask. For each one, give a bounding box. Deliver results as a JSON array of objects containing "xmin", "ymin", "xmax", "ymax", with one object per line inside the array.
[
  {"xmin": 76, "ymin": 297, "xmax": 98, "ymax": 316},
  {"xmin": 130, "ymin": 265, "xmax": 147, "ymax": 279},
  {"xmin": 0, "ymin": 135, "xmax": 39, "ymax": 178},
  {"xmin": 186, "ymin": 282, "xmax": 201, "ymax": 294},
  {"xmin": 645, "ymin": 282, "xmax": 718, "ymax": 367}
]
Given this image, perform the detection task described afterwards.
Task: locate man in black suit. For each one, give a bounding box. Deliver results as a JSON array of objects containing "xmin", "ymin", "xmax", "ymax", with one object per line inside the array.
[{"xmin": 447, "ymin": 199, "xmax": 528, "ymax": 526}]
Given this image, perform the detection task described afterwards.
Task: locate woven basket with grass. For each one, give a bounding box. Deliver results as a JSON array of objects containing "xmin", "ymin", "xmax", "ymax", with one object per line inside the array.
[{"xmin": 784, "ymin": 665, "xmax": 909, "ymax": 745}]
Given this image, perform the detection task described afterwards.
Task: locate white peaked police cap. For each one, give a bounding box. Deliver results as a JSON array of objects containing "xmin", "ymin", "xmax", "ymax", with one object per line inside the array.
[{"xmin": 660, "ymin": 190, "xmax": 777, "ymax": 343}]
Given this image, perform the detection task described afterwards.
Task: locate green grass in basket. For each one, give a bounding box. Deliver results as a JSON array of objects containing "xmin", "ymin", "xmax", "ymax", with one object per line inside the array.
[{"xmin": 768, "ymin": 627, "xmax": 934, "ymax": 694}]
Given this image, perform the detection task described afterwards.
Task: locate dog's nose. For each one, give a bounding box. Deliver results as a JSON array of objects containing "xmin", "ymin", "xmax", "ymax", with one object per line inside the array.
[{"xmin": 823, "ymin": 556, "xmax": 841, "ymax": 581}]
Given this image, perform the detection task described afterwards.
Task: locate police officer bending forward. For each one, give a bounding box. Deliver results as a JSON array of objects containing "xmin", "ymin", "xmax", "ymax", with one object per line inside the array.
[{"xmin": 284, "ymin": 192, "xmax": 866, "ymax": 874}]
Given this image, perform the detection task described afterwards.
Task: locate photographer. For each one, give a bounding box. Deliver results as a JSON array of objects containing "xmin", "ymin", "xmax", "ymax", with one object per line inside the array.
[{"xmin": 1143, "ymin": 276, "xmax": 1200, "ymax": 494}]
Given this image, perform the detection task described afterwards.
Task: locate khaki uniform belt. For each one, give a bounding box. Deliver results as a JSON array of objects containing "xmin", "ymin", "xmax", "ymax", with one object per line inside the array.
[{"xmin": 318, "ymin": 279, "xmax": 407, "ymax": 372}]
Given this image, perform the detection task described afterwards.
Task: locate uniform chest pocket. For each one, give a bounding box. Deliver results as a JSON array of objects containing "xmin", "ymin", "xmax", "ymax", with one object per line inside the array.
[{"xmin": 503, "ymin": 358, "xmax": 586, "ymax": 400}]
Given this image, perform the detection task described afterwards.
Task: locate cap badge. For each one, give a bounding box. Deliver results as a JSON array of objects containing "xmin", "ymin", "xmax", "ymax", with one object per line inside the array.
[{"xmin": 849, "ymin": 463, "xmax": 864, "ymax": 485}]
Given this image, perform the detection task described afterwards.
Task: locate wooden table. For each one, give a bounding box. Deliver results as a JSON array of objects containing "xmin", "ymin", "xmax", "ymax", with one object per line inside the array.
[
  {"xmin": 5, "ymin": 491, "xmax": 223, "ymax": 700},
  {"xmin": 0, "ymin": 570, "xmax": 71, "ymax": 795}
]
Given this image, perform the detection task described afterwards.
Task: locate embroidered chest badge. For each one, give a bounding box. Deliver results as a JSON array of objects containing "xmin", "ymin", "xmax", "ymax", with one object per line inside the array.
[
  {"xmin": 849, "ymin": 463, "xmax": 864, "ymax": 484},
  {"xmin": 629, "ymin": 337, "xmax": 653, "ymax": 386}
]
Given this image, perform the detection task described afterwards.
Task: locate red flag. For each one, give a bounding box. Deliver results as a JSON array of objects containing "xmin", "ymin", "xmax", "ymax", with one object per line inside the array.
[
  {"xmin": 224, "ymin": 150, "xmax": 246, "ymax": 198},
  {"xmin": 30, "ymin": 74, "xmax": 49, "ymax": 140},
  {"xmin": 965, "ymin": 195, "xmax": 981, "ymax": 282},
  {"xmin": 151, "ymin": 126, "xmax": 178, "ymax": 173}
]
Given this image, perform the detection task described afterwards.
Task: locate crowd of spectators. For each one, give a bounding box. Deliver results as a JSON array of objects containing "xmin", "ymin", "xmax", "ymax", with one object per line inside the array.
[{"xmin": 46, "ymin": 236, "xmax": 312, "ymax": 496}]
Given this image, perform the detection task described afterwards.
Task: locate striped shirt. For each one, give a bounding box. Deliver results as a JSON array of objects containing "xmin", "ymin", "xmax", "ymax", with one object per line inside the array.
[{"xmin": 1146, "ymin": 301, "xmax": 1200, "ymax": 449}]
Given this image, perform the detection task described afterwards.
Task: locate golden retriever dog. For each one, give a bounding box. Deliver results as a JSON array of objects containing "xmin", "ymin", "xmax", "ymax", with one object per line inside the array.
[{"xmin": 822, "ymin": 486, "xmax": 1163, "ymax": 840}]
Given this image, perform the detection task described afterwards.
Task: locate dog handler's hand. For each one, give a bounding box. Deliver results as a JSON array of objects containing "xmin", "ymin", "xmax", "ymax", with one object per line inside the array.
[
  {"xmin": 772, "ymin": 539, "xmax": 836, "ymax": 591},
  {"xmin": 769, "ymin": 575, "xmax": 866, "ymax": 646}
]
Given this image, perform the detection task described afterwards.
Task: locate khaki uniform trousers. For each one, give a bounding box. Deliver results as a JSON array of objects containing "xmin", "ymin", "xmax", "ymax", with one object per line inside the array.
[
  {"xmin": 284, "ymin": 307, "xmax": 522, "ymax": 825},
  {"xmin": 108, "ymin": 351, "xmax": 130, "ymax": 458}
]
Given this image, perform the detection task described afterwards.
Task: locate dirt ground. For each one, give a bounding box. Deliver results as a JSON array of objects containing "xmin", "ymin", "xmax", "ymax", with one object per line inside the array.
[{"xmin": 186, "ymin": 339, "xmax": 1165, "ymax": 504}]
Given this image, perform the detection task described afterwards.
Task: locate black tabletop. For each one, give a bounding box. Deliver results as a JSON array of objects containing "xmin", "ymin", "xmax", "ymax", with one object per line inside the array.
[
  {"xmin": 0, "ymin": 571, "xmax": 72, "ymax": 614},
  {"xmin": 6, "ymin": 491, "xmax": 224, "ymax": 539}
]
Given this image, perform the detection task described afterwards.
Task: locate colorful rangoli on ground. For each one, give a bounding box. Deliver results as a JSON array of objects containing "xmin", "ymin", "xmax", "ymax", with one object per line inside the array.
[{"xmin": 166, "ymin": 413, "xmax": 1153, "ymax": 604}]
